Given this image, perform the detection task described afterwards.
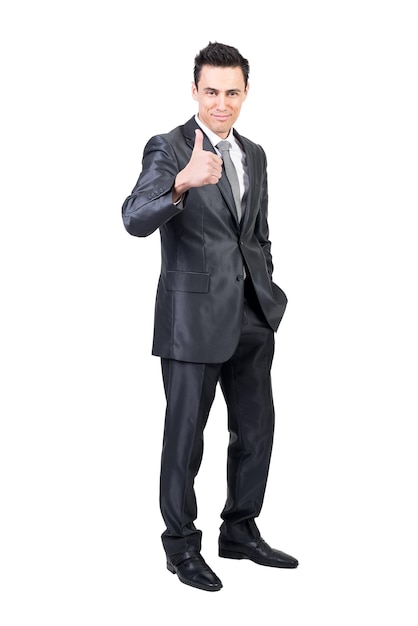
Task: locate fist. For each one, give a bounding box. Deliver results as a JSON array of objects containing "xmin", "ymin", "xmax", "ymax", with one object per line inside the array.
[{"xmin": 185, "ymin": 129, "xmax": 223, "ymax": 187}]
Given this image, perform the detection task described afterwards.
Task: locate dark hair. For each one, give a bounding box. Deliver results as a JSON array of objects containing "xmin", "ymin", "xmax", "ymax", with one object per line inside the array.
[{"xmin": 193, "ymin": 42, "xmax": 250, "ymax": 88}]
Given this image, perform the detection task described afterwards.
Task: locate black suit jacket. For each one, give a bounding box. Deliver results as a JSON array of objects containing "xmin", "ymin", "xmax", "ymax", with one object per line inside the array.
[{"xmin": 122, "ymin": 116, "xmax": 287, "ymax": 363}]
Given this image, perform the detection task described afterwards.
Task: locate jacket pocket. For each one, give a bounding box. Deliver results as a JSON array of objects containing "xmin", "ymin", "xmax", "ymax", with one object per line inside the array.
[{"xmin": 166, "ymin": 271, "xmax": 210, "ymax": 293}]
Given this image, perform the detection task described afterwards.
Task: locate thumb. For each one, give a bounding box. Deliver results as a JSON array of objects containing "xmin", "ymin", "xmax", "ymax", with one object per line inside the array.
[{"xmin": 192, "ymin": 128, "xmax": 204, "ymax": 152}]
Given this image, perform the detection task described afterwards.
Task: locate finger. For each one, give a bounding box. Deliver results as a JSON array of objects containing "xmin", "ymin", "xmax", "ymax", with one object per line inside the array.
[{"xmin": 192, "ymin": 128, "xmax": 204, "ymax": 152}]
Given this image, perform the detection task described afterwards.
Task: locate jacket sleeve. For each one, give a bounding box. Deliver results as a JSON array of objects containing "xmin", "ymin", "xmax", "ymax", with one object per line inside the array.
[
  {"xmin": 254, "ymin": 147, "xmax": 274, "ymax": 278},
  {"xmin": 121, "ymin": 135, "xmax": 184, "ymax": 237}
]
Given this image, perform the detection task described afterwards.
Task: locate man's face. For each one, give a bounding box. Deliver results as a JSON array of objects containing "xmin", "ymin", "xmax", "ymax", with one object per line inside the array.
[{"xmin": 192, "ymin": 65, "xmax": 248, "ymax": 139}]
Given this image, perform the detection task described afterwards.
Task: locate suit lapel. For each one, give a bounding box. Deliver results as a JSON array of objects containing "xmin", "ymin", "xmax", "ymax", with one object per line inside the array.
[{"xmin": 234, "ymin": 132, "xmax": 258, "ymax": 234}]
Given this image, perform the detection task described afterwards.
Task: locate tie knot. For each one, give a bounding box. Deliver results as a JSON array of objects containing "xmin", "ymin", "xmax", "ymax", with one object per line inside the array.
[{"xmin": 217, "ymin": 140, "xmax": 231, "ymax": 153}]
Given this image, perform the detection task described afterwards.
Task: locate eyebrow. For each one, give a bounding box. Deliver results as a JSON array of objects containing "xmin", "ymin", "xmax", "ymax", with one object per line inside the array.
[{"xmin": 203, "ymin": 87, "xmax": 242, "ymax": 94}]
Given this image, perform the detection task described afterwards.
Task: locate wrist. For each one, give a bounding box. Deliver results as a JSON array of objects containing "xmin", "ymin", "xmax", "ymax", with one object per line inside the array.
[{"xmin": 173, "ymin": 170, "xmax": 191, "ymax": 199}]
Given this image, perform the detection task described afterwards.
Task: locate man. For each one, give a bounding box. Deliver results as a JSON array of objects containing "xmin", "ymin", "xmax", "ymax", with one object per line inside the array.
[{"xmin": 122, "ymin": 42, "xmax": 298, "ymax": 592}]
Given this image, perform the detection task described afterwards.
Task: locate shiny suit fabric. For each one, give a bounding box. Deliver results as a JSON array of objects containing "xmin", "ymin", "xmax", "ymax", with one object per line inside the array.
[
  {"xmin": 122, "ymin": 117, "xmax": 287, "ymax": 556},
  {"xmin": 122, "ymin": 117, "xmax": 287, "ymax": 364}
]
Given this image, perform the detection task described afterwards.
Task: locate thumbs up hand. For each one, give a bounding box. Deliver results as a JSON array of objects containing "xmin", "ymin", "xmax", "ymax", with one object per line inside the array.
[
  {"xmin": 172, "ymin": 129, "xmax": 223, "ymax": 201},
  {"xmin": 191, "ymin": 127, "xmax": 205, "ymax": 154}
]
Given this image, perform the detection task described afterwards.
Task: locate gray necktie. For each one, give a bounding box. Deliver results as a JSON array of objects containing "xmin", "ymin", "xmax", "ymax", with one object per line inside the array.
[{"xmin": 217, "ymin": 140, "xmax": 242, "ymax": 222}]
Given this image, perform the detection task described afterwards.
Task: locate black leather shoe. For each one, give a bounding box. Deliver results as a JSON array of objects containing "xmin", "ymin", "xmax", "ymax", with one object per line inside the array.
[
  {"xmin": 167, "ymin": 551, "xmax": 223, "ymax": 591},
  {"xmin": 219, "ymin": 537, "xmax": 298, "ymax": 569}
]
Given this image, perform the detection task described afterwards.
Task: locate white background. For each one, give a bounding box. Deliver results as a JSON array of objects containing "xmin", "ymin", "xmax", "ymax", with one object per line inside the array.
[{"xmin": 1, "ymin": 1, "xmax": 417, "ymax": 624}]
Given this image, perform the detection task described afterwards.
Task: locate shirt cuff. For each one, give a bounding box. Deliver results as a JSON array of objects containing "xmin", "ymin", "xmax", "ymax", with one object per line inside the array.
[{"xmin": 173, "ymin": 194, "xmax": 184, "ymax": 207}]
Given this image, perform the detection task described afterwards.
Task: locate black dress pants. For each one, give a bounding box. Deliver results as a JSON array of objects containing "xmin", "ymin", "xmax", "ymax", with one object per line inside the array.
[{"xmin": 160, "ymin": 281, "xmax": 276, "ymax": 557}]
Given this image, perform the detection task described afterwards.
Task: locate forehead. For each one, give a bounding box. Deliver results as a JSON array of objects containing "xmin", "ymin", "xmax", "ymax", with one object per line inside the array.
[{"xmin": 197, "ymin": 65, "xmax": 246, "ymax": 90}]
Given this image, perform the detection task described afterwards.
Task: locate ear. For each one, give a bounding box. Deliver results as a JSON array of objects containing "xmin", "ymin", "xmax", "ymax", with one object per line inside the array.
[
  {"xmin": 191, "ymin": 82, "xmax": 199, "ymax": 102},
  {"xmin": 244, "ymin": 82, "xmax": 250, "ymax": 100}
]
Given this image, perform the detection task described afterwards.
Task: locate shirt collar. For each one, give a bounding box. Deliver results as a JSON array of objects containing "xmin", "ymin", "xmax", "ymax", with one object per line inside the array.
[{"xmin": 194, "ymin": 114, "xmax": 238, "ymax": 151}]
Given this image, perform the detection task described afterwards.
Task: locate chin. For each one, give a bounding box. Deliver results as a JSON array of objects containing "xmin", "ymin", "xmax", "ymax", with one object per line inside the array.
[{"xmin": 213, "ymin": 122, "xmax": 231, "ymax": 134}]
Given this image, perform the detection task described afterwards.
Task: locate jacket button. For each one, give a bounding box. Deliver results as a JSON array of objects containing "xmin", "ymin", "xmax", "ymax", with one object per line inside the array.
[{"xmin": 236, "ymin": 275, "xmax": 245, "ymax": 282}]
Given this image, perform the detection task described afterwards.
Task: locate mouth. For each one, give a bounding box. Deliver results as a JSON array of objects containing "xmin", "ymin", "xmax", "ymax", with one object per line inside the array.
[{"xmin": 212, "ymin": 114, "xmax": 230, "ymax": 122}]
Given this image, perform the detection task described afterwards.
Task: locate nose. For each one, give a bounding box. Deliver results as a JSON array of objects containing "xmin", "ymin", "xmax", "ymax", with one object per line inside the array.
[{"xmin": 216, "ymin": 94, "xmax": 227, "ymax": 110}]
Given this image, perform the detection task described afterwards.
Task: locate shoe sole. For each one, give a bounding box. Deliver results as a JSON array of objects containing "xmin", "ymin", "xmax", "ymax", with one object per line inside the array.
[{"xmin": 219, "ymin": 547, "xmax": 298, "ymax": 568}]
